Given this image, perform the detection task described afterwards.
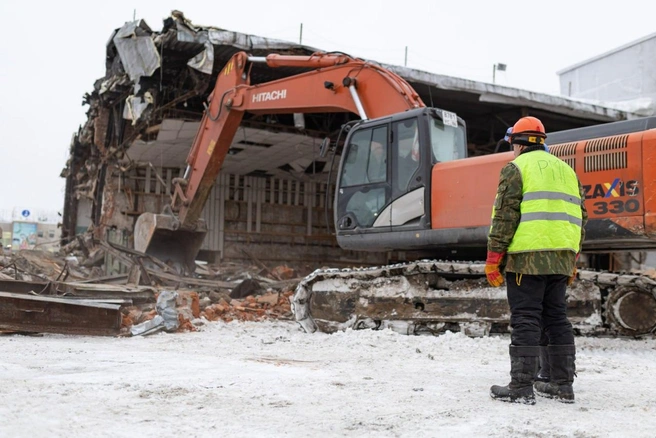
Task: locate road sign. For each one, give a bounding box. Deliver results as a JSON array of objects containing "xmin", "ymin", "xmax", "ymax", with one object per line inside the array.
[{"xmin": 21, "ymin": 210, "xmax": 30, "ymax": 218}]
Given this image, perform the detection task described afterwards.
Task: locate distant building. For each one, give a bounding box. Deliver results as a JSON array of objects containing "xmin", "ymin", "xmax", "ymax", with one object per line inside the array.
[
  {"xmin": 0, "ymin": 208, "xmax": 62, "ymax": 253},
  {"xmin": 0, "ymin": 222, "xmax": 61, "ymax": 253},
  {"xmin": 0, "ymin": 225, "xmax": 9, "ymax": 251},
  {"xmin": 558, "ymin": 32, "xmax": 656, "ymax": 110}
]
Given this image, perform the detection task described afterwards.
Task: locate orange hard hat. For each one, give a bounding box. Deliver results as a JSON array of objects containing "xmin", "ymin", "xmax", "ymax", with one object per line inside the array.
[{"xmin": 510, "ymin": 116, "xmax": 546, "ymax": 145}]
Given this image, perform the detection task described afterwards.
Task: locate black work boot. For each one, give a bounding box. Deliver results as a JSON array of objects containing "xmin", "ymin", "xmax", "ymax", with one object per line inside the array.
[
  {"xmin": 535, "ymin": 345, "xmax": 551, "ymax": 383},
  {"xmin": 534, "ymin": 344, "xmax": 576, "ymax": 403},
  {"xmin": 491, "ymin": 345, "xmax": 539, "ymax": 405}
]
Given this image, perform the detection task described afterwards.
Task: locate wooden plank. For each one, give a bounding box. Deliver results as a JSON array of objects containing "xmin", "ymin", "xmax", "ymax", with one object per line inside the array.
[
  {"xmin": 218, "ymin": 174, "xmax": 227, "ymax": 260},
  {"xmin": 144, "ymin": 270, "xmax": 236, "ymax": 289},
  {"xmin": 294, "ymin": 180, "xmax": 300, "ymax": 206},
  {"xmin": 256, "ymin": 178, "xmax": 264, "ymax": 233},
  {"xmin": 165, "ymin": 168, "xmax": 172, "ymax": 194},
  {"xmin": 209, "ymin": 184, "xmax": 218, "ymax": 251},
  {"xmin": 271, "ymin": 179, "xmax": 277, "ymax": 205},
  {"xmin": 145, "ymin": 164, "xmax": 151, "ymax": 194},
  {"xmin": 246, "ymin": 176, "xmax": 253, "ymax": 233},
  {"xmin": 306, "ymin": 182, "xmax": 313, "ymax": 236},
  {"xmin": 319, "ymin": 182, "xmax": 325, "ymax": 209},
  {"xmin": 155, "ymin": 167, "xmax": 162, "ymax": 194}
]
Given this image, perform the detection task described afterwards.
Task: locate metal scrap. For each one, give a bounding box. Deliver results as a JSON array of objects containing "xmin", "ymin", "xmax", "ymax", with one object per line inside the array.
[
  {"xmin": 113, "ymin": 20, "xmax": 160, "ymax": 83},
  {"xmin": 0, "ymin": 291, "xmax": 122, "ymax": 336},
  {"xmin": 130, "ymin": 290, "xmax": 179, "ymax": 336},
  {"xmin": 99, "ymin": 239, "xmax": 237, "ymax": 289},
  {"xmin": 1, "ymin": 237, "xmax": 301, "ymax": 337}
]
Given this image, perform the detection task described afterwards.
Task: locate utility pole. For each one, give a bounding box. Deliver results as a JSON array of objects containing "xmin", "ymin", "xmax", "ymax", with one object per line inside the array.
[
  {"xmin": 405, "ymin": 46, "xmax": 408, "ymax": 67},
  {"xmin": 299, "ymin": 23, "xmax": 303, "ymax": 44}
]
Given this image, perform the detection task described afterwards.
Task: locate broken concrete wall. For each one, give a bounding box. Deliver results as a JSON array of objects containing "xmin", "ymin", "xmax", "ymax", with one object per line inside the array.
[
  {"xmin": 60, "ymin": 10, "xmax": 351, "ymax": 272},
  {"xmin": 34, "ymin": 224, "xmax": 61, "ymax": 253},
  {"xmin": 100, "ymin": 164, "xmax": 141, "ymax": 231},
  {"xmin": 96, "ymin": 162, "xmax": 383, "ymax": 270},
  {"xmin": 75, "ymin": 199, "xmax": 94, "ymax": 234}
]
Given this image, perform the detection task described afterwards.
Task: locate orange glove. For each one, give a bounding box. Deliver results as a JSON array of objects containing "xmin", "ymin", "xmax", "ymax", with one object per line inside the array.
[
  {"xmin": 567, "ymin": 266, "xmax": 577, "ymax": 286},
  {"xmin": 485, "ymin": 251, "xmax": 505, "ymax": 287},
  {"xmin": 567, "ymin": 253, "xmax": 580, "ymax": 286}
]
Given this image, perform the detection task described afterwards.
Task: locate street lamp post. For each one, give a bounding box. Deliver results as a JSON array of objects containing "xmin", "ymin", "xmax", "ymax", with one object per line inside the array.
[{"xmin": 493, "ymin": 63, "xmax": 507, "ymax": 84}]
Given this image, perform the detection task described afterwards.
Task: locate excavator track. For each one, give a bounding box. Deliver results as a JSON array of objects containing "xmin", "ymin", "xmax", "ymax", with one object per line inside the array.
[{"xmin": 291, "ymin": 260, "xmax": 656, "ymax": 337}]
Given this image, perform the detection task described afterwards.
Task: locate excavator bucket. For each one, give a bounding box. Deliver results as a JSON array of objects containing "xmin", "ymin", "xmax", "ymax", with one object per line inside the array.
[{"xmin": 133, "ymin": 212, "xmax": 208, "ymax": 275}]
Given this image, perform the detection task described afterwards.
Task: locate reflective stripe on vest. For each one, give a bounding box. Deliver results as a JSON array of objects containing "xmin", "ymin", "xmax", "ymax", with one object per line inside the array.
[{"xmin": 507, "ymin": 151, "xmax": 582, "ymax": 254}]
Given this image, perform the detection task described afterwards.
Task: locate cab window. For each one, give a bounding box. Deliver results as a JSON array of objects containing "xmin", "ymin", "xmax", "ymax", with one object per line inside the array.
[
  {"xmin": 340, "ymin": 126, "xmax": 388, "ymax": 187},
  {"xmin": 393, "ymin": 118, "xmax": 420, "ymax": 192},
  {"xmin": 430, "ymin": 118, "xmax": 467, "ymax": 163}
]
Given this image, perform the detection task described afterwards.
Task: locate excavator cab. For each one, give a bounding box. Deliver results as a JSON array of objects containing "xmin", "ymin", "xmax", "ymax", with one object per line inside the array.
[{"xmin": 335, "ymin": 107, "xmax": 466, "ymax": 252}]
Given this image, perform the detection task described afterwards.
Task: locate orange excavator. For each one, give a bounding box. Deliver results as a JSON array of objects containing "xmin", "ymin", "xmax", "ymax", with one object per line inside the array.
[
  {"xmin": 134, "ymin": 51, "xmax": 656, "ymax": 337},
  {"xmin": 134, "ymin": 50, "xmax": 436, "ymax": 272}
]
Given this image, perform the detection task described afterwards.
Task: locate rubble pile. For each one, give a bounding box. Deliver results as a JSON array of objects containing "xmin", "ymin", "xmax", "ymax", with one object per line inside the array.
[
  {"xmin": 200, "ymin": 291, "xmax": 294, "ymax": 324},
  {"xmin": 118, "ymin": 288, "xmax": 294, "ymax": 336},
  {"xmin": 0, "ymin": 250, "xmax": 89, "ymax": 282},
  {"xmin": 0, "ymin": 236, "xmax": 301, "ymax": 337}
]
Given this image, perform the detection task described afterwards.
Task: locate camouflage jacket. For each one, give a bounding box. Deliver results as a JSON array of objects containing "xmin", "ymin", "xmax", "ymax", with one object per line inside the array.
[{"xmin": 487, "ymin": 153, "xmax": 588, "ymax": 275}]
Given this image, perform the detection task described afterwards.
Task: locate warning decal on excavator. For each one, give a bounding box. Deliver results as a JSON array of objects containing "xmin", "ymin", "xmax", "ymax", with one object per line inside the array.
[
  {"xmin": 223, "ymin": 61, "xmax": 234, "ymax": 76},
  {"xmin": 207, "ymin": 140, "xmax": 216, "ymax": 156},
  {"xmin": 442, "ymin": 110, "xmax": 458, "ymax": 128}
]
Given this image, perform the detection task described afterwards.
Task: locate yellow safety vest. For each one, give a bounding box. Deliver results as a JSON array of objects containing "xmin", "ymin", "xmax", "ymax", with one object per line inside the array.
[{"xmin": 506, "ymin": 151, "xmax": 582, "ymax": 254}]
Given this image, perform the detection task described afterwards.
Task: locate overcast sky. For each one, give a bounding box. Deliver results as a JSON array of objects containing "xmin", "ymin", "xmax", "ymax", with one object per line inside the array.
[{"xmin": 0, "ymin": 0, "xmax": 653, "ymax": 218}]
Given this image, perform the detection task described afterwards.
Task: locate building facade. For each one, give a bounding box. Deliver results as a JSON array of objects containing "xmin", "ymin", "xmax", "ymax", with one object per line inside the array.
[{"xmin": 558, "ymin": 32, "xmax": 656, "ymax": 110}]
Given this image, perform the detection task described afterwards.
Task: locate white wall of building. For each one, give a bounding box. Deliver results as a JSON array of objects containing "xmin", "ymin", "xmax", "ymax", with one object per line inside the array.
[{"xmin": 558, "ymin": 33, "xmax": 656, "ymax": 104}]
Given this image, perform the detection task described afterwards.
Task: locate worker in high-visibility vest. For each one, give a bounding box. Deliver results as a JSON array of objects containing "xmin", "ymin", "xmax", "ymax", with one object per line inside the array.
[
  {"xmin": 497, "ymin": 126, "xmax": 553, "ymax": 386},
  {"xmin": 486, "ymin": 116, "xmax": 587, "ymax": 405}
]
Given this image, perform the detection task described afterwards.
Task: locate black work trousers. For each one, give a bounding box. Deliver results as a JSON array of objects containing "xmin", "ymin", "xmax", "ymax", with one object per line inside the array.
[{"xmin": 505, "ymin": 272, "xmax": 574, "ymax": 347}]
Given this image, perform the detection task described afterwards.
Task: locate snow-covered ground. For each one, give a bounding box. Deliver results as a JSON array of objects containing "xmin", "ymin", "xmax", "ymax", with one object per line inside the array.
[{"xmin": 1, "ymin": 320, "xmax": 655, "ymax": 438}]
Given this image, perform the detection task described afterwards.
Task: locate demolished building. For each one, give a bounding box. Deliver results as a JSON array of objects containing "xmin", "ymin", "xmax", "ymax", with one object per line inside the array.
[{"xmin": 61, "ymin": 11, "xmax": 642, "ymax": 272}]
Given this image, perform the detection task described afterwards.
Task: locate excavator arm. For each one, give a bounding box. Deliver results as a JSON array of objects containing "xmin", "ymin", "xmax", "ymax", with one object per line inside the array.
[
  {"xmin": 135, "ymin": 51, "xmax": 425, "ymax": 272},
  {"xmin": 174, "ymin": 51, "xmax": 424, "ymax": 227}
]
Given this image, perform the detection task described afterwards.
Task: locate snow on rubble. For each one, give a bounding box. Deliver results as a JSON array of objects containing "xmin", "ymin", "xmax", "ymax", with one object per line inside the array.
[{"xmin": 1, "ymin": 320, "xmax": 655, "ymax": 438}]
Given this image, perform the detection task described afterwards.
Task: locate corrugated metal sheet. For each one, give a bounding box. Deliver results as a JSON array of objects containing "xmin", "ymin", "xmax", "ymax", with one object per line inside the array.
[{"xmin": 113, "ymin": 21, "xmax": 161, "ymax": 82}]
